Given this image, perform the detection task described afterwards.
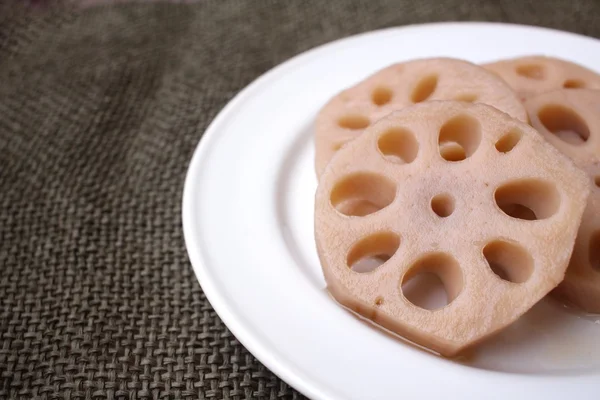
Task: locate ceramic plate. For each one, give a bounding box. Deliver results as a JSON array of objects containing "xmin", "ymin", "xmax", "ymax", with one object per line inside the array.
[{"xmin": 183, "ymin": 23, "xmax": 600, "ymax": 399}]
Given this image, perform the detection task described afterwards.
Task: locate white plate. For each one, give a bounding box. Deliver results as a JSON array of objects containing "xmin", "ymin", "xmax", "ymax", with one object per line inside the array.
[{"xmin": 183, "ymin": 22, "xmax": 600, "ymax": 400}]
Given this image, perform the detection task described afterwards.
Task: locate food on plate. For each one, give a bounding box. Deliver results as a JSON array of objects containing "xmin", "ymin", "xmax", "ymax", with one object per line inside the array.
[
  {"xmin": 314, "ymin": 58, "xmax": 527, "ymax": 178},
  {"xmin": 525, "ymin": 89, "xmax": 600, "ymax": 312},
  {"xmin": 484, "ymin": 56, "xmax": 600, "ymax": 101},
  {"xmin": 314, "ymin": 101, "xmax": 589, "ymax": 356}
]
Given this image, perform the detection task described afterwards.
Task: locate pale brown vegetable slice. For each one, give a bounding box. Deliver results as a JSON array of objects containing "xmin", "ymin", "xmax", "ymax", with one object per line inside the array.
[
  {"xmin": 484, "ymin": 56, "xmax": 600, "ymax": 101},
  {"xmin": 315, "ymin": 101, "xmax": 589, "ymax": 356},
  {"xmin": 314, "ymin": 58, "xmax": 527, "ymax": 178},
  {"xmin": 525, "ymin": 89, "xmax": 600, "ymax": 312}
]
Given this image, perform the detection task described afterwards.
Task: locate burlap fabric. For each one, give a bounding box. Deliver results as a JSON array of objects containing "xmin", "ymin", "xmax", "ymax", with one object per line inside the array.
[{"xmin": 1, "ymin": 1, "xmax": 600, "ymax": 399}]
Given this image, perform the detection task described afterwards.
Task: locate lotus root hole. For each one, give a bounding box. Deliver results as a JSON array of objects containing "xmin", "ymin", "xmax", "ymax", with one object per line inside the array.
[
  {"xmin": 332, "ymin": 142, "xmax": 346, "ymax": 152},
  {"xmin": 372, "ymin": 86, "xmax": 393, "ymax": 106},
  {"xmin": 454, "ymin": 93, "xmax": 478, "ymax": 103},
  {"xmin": 494, "ymin": 178, "xmax": 561, "ymax": 221},
  {"xmin": 401, "ymin": 252, "xmax": 463, "ymax": 311},
  {"xmin": 411, "ymin": 74, "xmax": 438, "ymax": 103},
  {"xmin": 495, "ymin": 129, "xmax": 522, "ymax": 153},
  {"xmin": 516, "ymin": 64, "xmax": 545, "ymax": 80},
  {"xmin": 330, "ymin": 172, "xmax": 396, "ymax": 217},
  {"xmin": 439, "ymin": 142, "xmax": 465, "ymax": 161},
  {"xmin": 431, "ymin": 193, "xmax": 455, "ymax": 218},
  {"xmin": 483, "ymin": 240, "xmax": 534, "ymax": 283},
  {"xmin": 338, "ymin": 115, "xmax": 370, "ymax": 130},
  {"xmin": 563, "ymin": 79, "xmax": 586, "ymax": 89},
  {"xmin": 537, "ymin": 104, "xmax": 590, "ymax": 145},
  {"xmin": 346, "ymin": 232, "xmax": 400, "ymax": 273},
  {"xmin": 377, "ymin": 127, "xmax": 419, "ymax": 164},
  {"xmin": 589, "ymin": 231, "xmax": 600, "ymax": 272},
  {"xmin": 438, "ymin": 114, "xmax": 482, "ymax": 162},
  {"xmin": 595, "ymin": 176, "xmax": 600, "ymax": 188}
]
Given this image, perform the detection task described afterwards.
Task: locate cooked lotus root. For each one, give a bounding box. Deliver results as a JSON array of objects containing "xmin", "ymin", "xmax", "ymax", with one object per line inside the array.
[
  {"xmin": 314, "ymin": 57, "xmax": 527, "ymax": 178},
  {"xmin": 484, "ymin": 56, "xmax": 600, "ymax": 100},
  {"xmin": 525, "ymin": 89, "xmax": 600, "ymax": 312},
  {"xmin": 314, "ymin": 101, "xmax": 589, "ymax": 356}
]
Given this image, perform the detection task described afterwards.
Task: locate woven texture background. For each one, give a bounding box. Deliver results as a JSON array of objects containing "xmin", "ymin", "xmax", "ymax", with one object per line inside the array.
[{"xmin": 1, "ymin": 1, "xmax": 600, "ymax": 399}]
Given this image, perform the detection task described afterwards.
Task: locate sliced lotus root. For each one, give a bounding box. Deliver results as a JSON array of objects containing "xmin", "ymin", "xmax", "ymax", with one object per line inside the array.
[
  {"xmin": 314, "ymin": 57, "xmax": 527, "ymax": 178},
  {"xmin": 484, "ymin": 56, "xmax": 600, "ymax": 101},
  {"xmin": 524, "ymin": 89, "xmax": 600, "ymax": 312},
  {"xmin": 314, "ymin": 101, "xmax": 589, "ymax": 356}
]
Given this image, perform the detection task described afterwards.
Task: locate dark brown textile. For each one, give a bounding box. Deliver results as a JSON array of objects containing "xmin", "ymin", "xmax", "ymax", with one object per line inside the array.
[{"xmin": 1, "ymin": 1, "xmax": 599, "ymax": 399}]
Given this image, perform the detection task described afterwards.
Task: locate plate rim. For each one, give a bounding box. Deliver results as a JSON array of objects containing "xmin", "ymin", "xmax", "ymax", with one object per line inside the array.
[{"xmin": 182, "ymin": 21, "xmax": 600, "ymax": 400}]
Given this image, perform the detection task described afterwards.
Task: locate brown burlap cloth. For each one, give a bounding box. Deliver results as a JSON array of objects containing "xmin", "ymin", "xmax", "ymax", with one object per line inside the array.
[{"xmin": 1, "ymin": 1, "xmax": 600, "ymax": 399}]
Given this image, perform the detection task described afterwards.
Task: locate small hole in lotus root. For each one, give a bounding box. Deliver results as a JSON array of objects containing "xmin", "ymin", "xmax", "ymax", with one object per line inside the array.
[
  {"xmin": 377, "ymin": 127, "xmax": 419, "ymax": 164},
  {"xmin": 516, "ymin": 64, "xmax": 545, "ymax": 80},
  {"xmin": 411, "ymin": 74, "xmax": 438, "ymax": 103},
  {"xmin": 338, "ymin": 115, "xmax": 370, "ymax": 130},
  {"xmin": 454, "ymin": 93, "xmax": 478, "ymax": 103},
  {"xmin": 431, "ymin": 193, "xmax": 455, "ymax": 218},
  {"xmin": 372, "ymin": 86, "xmax": 393, "ymax": 106},
  {"xmin": 563, "ymin": 79, "xmax": 585, "ymax": 89},
  {"xmin": 330, "ymin": 172, "xmax": 396, "ymax": 217},
  {"xmin": 401, "ymin": 252, "xmax": 463, "ymax": 311},
  {"xmin": 538, "ymin": 104, "xmax": 590, "ymax": 145},
  {"xmin": 494, "ymin": 178, "xmax": 561, "ymax": 221},
  {"xmin": 495, "ymin": 129, "xmax": 521, "ymax": 153},
  {"xmin": 483, "ymin": 240, "xmax": 534, "ymax": 283},
  {"xmin": 438, "ymin": 114, "xmax": 482, "ymax": 162},
  {"xmin": 346, "ymin": 232, "xmax": 400, "ymax": 273}
]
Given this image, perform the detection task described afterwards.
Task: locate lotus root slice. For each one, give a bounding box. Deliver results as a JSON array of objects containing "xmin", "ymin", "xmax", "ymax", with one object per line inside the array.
[
  {"xmin": 314, "ymin": 101, "xmax": 589, "ymax": 356},
  {"xmin": 314, "ymin": 57, "xmax": 527, "ymax": 178},
  {"xmin": 525, "ymin": 89, "xmax": 600, "ymax": 312},
  {"xmin": 484, "ymin": 56, "xmax": 600, "ymax": 101}
]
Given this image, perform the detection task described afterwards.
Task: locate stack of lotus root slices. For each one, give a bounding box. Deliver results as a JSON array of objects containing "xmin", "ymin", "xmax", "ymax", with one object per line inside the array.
[{"xmin": 313, "ymin": 56, "xmax": 600, "ymax": 357}]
